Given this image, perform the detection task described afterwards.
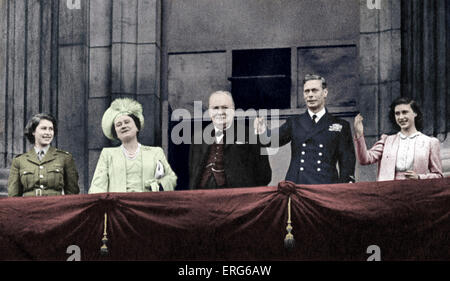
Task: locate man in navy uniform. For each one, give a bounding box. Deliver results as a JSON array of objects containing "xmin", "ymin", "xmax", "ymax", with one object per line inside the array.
[{"xmin": 255, "ymin": 74, "xmax": 355, "ymax": 184}]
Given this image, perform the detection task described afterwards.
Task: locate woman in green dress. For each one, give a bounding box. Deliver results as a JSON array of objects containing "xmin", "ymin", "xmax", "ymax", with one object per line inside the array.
[{"xmin": 89, "ymin": 98, "xmax": 177, "ymax": 193}]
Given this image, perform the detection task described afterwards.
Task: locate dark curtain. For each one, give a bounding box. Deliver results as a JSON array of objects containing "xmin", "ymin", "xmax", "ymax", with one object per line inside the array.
[{"xmin": 401, "ymin": 0, "xmax": 450, "ymax": 137}]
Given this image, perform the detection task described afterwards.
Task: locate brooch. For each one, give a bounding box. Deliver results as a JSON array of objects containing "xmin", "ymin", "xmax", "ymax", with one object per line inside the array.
[{"xmin": 328, "ymin": 123, "xmax": 343, "ymax": 132}]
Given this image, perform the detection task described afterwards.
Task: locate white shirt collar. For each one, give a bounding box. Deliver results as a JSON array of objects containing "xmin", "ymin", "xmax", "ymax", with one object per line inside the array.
[
  {"xmin": 398, "ymin": 131, "xmax": 421, "ymax": 140},
  {"xmin": 214, "ymin": 123, "xmax": 232, "ymax": 143},
  {"xmin": 34, "ymin": 145, "xmax": 50, "ymax": 155},
  {"xmin": 308, "ymin": 107, "xmax": 326, "ymax": 122}
]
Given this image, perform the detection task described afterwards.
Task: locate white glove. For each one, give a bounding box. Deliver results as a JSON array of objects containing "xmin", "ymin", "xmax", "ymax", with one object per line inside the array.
[{"xmin": 254, "ymin": 117, "xmax": 267, "ymax": 135}]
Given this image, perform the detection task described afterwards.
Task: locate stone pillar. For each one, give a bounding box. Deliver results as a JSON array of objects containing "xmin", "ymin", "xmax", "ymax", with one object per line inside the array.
[
  {"xmin": 401, "ymin": 0, "xmax": 450, "ymax": 177},
  {"xmin": 0, "ymin": 0, "xmax": 9, "ymax": 168},
  {"xmin": 58, "ymin": 0, "xmax": 88, "ymax": 192},
  {"xmin": 87, "ymin": 0, "xmax": 113, "ymax": 191},
  {"xmin": 87, "ymin": 0, "xmax": 162, "ymax": 190},
  {"xmin": 401, "ymin": 0, "xmax": 449, "ymax": 137},
  {"xmin": 357, "ymin": 0, "xmax": 402, "ymax": 181},
  {"xmin": 111, "ymin": 0, "xmax": 161, "ymax": 145}
]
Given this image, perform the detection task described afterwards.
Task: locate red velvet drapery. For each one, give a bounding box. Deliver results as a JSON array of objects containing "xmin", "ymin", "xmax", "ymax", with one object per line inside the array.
[{"xmin": 1, "ymin": 178, "xmax": 449, "ymax": 261}]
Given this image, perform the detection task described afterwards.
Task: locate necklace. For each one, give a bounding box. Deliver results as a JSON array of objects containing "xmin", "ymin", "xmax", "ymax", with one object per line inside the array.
[{"xmin": 122, "ymin": 143, "xmax": 141, "ymax": 160}]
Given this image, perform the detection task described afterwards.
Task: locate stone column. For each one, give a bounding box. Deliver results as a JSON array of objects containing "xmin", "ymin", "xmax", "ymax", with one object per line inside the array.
[
  {"xmin": 358, "ymin": 0, "xmax": 402, "ymax": 181},
  {"xmin": 58, "ymin": 0, "xmax": 88, "ymax": 192},
  {"xmin": 87, "ymin": 0, "xmax": 162, "ymax": 189},
  {"xmin": 401, "ymin": 0, "xmax": 450, "ymax": 176},
  {"xmin": 87, "ymin": 0, "xmax": 113, "ymax": 191},
  {"xmin": 111, "ymin": 0, "xmax": 161, "ymax": 145}
]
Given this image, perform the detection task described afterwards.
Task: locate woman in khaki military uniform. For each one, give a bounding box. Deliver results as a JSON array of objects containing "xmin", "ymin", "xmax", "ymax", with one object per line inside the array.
[
  {"xmin": 88, "ymin": 98, "xmax": 177, "ymax": 193},
  {"xmin": 7, "ymin": 113, "xmax": 80, "ymax": 197}
]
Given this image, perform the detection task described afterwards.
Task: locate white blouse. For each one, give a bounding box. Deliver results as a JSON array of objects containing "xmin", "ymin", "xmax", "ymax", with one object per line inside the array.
[{"xmin": 395, "ymin": 132, "xmax": 421, "ymax": 172}]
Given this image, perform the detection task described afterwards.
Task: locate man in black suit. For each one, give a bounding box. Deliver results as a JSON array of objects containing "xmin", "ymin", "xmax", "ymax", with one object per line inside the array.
[
  {"xmin": 189, "ymin": 91, "xmax": 272, "ymax": 189},
  {"xmin": 255, "ymin": 74, "xmax": 355, "ymax": 185}
]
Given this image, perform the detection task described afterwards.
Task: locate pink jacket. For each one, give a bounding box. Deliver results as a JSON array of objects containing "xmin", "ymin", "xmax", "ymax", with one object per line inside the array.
[{"xmin": 354, "ymin": 133, "xmax": 443, "ymax": 181}]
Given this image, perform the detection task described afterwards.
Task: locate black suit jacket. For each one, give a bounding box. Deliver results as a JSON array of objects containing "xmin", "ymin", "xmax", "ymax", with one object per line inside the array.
[
  {"xmin": 270, "ymin": 110, "xmax": 355, "ymax": 184},
  {"xmin": 189, "ymin": 122, "xmax": 272, "ymax": 189}
]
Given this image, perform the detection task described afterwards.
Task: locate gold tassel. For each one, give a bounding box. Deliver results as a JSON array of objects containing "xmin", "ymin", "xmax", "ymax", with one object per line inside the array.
[
  {"xmin": 284, "ymin": 196, "xmax": 295, "ymax": 250},
  {"xmin": 100, "ymin": 212, "xmax": 109, "ymax": 255}
]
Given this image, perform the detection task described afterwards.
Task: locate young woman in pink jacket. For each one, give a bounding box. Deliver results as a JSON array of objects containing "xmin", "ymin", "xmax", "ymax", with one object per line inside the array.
[{"xmin": 354, "ymin": 97, "xmax": 443, "ymax": 181}]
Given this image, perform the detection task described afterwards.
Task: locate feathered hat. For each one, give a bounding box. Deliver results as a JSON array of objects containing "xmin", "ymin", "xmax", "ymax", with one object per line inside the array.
[{"xmin": 101, "ymin": 98, "xmax": 145, "ymax": 140}]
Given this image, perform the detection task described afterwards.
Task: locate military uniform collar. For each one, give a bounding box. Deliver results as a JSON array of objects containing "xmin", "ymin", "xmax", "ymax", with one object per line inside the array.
[
  {"xmin": 26, "ymin": 146, "xmax": 57, "ymax": 165},
  {"xmin": 34, "ymin": 145, "xmax": 50, "ymax": 156}
]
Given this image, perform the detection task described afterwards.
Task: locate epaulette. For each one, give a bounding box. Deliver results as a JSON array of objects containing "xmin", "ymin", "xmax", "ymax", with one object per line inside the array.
[
  {"xmin": 56, "ymin": 149, "xmax": 71, "ymax": 155},
  {"xmin": 14, "ymin": 153, "xmax": 24, "ymax": 158}
]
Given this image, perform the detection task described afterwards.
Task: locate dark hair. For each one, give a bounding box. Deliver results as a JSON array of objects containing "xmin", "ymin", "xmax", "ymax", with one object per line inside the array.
[
  {"xmin": 389, "ymin": 97, "xmax": 423, "ymax": 132},
  {"xmin": 303, "ymin": 74, "xmax": 327, "ymax": 89},
  {"xmin": 24, "ymin": 113, "xmax": 58, "ymax": 144},
  {"xmin": 111, "ymin": 114, "xmax": 141, "ymax": 140}
]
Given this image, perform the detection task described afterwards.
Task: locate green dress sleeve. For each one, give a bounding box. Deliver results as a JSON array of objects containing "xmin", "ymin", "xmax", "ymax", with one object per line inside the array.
[{"xmin": 89, "ymin": 149, "xmax": 110, "ymax": 193}]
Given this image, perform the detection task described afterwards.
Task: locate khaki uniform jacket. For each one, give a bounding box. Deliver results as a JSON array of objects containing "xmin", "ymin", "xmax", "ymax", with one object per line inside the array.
[
  {"xmin": 8, "ymin": 146, "xmax": 80, "ymax": 196},
  {"xmin": 88, "ymin": 146, "xmax": 177, "ymax": 193}
]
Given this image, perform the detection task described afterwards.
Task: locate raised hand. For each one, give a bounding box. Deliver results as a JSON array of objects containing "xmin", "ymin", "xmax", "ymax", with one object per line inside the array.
[
  {"xmin": 354, "ymin": 113, "xmax": 364, "ymax": 138},
  {"xmin": 253, "ymin": 116, "xmax": 267, "ymax": 135}
]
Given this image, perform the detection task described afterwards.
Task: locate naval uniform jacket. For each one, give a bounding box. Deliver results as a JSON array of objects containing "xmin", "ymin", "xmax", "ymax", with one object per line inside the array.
[
  {"xmin": 7, "ymin": 146, "xmax": 80, "ymax": 196},
  {"xmin": 269, "ymin": 110, "xmax": 355, "ymax": 185},
  {"xmin": 189, "ymin": 123, "xmax": 272, "ymax": 189}
]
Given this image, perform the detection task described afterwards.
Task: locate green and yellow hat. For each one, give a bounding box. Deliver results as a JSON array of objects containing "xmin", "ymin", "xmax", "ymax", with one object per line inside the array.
[{"xmin": 101, "ymin": 98, "xmax": 145, "ymax": 140}]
